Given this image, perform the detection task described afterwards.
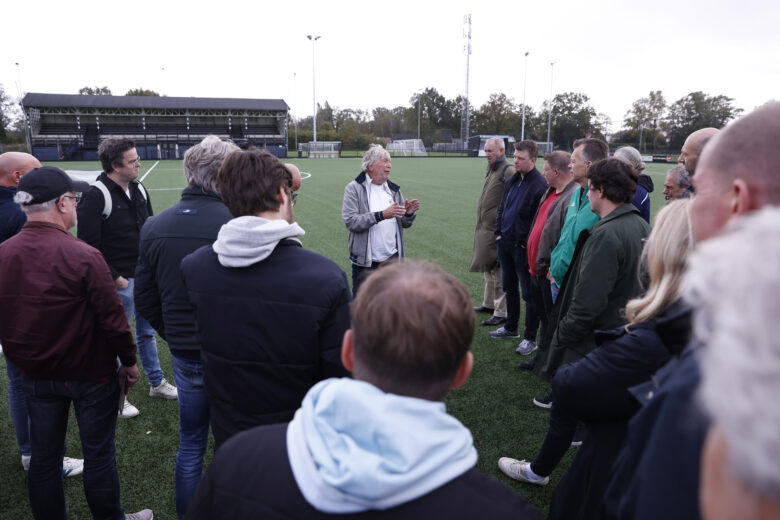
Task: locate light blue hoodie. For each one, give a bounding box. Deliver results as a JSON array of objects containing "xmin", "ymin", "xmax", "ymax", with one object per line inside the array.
[{"xmin": 286, "ymin": 378, "xmax": 478, "ymax": 513}]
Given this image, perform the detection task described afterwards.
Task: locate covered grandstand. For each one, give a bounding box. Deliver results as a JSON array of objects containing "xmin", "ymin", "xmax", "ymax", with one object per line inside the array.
[{"xmin": 22, "ymin": 93, "xmax": 289, "ymax": 161}]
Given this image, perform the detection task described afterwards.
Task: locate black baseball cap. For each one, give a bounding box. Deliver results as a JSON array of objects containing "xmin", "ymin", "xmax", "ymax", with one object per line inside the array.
[{"xmin": 17, "ymin": 166, "xmax": 91, "ymax": 205}]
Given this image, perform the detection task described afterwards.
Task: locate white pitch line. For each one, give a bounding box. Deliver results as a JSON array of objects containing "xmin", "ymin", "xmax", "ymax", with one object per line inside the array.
[
  {"xmin": 300, "ymin": 171, "xmax": 312, "ymax": 179},
  {"xmin": 140, "ymin": 161, "xmax": 160, "ymax": 182}
]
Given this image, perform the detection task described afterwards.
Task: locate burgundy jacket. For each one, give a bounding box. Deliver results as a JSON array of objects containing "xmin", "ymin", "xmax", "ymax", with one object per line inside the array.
[{"xmin": 0, "ymin": 221, "xmax": 136, "ymax": 379}]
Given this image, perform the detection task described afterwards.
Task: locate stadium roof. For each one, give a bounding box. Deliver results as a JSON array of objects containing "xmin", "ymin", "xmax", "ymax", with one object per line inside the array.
[{"xmin": 22, "ymin": 93, "xmax": 288, "ymax": 112}]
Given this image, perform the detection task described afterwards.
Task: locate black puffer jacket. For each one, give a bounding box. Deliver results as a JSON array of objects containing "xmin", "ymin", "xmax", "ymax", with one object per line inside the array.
[
  {"xmin": 185, "ymin": 422, "xmax": 543, "ymax": 520},
  {"xmin": 134, "ymin": 186, "xmax": 232, "ymax": 348},
  {"xmin": 547, "ymin": 300, "xmax": 691, "ymax": 520},
  {"xmin": 181, "ymin": 239, "xmax": 351, "ymax": 448}
]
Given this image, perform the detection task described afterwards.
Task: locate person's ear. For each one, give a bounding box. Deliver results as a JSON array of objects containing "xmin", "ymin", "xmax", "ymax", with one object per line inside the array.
[
  {"xmin": 340, "ymin": 329, "xmax": 355, "ymax": 373},
  {"xmin": 730, "ymin": 178, "xmax": 753, "ymax": 217},
  {"xmin": 450, "ymin": 352, "xmax": 474, "ymax": 390}
]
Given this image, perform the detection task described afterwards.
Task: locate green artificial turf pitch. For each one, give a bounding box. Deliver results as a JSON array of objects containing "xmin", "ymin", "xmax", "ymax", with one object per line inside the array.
[{"xmin": 0, "ymin": 156, "xmax": 671, "ymax": 518}]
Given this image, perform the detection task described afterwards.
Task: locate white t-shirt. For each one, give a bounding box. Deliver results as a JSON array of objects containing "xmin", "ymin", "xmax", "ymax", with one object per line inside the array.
[{"xmin": 367, "ymin": 182, "xmax": 398, "ymax": 263}]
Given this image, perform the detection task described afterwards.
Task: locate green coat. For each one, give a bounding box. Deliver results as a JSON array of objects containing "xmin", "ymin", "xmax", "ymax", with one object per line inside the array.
[
  {"xmin": 469, "ymin": 157, "xmax": 515, "ymax": 272},
  {"xmin": 535, "ymin": 203, "xmax": 650, "ymax": 381},
  {"xmin": 549, "ymin": 186, "xmax": 600, "ymax": 287}
]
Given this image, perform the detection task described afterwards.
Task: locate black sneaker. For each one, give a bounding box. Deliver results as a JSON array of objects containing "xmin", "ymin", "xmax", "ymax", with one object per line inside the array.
[
  {"xmin": 490, "ymin": 327, "xmax": 521, "ymax": 339},
  {"xmin": 481, "ymin": 315, "xmax": 507, "ymax": 326},
  {"xmin": 517, "ymin": 357, "xmax": 536, "ymax": 371},
  {"xmin": 533, "ymin": 395, "xmax": 553, "ymax": 409}
]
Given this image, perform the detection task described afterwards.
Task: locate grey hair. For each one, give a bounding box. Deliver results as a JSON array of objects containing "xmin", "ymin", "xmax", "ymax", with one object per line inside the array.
[
  {"xmin": 668, "ymin": 165, "xmax": 691, "ymax": 188},
  {"xmin": 613, "ymin": 146, "xmax": 646, "ymax": 172},
  {"xmin": 690, "ymin": 206, "xmax": 780, "ymax": 501},
  {"xmin": 14, "ymin": 191, "xmax": 57, "ymax": 214},
  {"xmin": 183, "ymin": 135, "xmax": 239, "ymax": 193},
  {"xmin": 361, "ymin": 144, "xmax": 390, "ymax": 173},
  {"xmin": 486, "ymin": 137, "xmax": 505, "ymax": 151}
]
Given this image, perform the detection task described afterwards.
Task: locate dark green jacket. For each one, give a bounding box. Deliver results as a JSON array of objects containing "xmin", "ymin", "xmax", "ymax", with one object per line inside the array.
[{"xmin": 536, "ymin": 203, "xmax": 650, "ymax": 381}]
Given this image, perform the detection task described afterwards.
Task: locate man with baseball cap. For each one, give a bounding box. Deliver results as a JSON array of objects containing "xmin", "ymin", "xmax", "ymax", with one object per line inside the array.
[{"xmin": 0, "ymin": 166, "xmax": 152, "ymax": 520}]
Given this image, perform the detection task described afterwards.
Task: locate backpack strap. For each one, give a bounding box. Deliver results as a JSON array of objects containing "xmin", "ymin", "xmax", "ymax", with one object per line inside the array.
[
  {"xmin": 93, "ymin": 179, "xmax": 148, "ymax": 220},
  {"xmin": 93, "ymin": 180, "xmax": 112, "ymax": 220}
]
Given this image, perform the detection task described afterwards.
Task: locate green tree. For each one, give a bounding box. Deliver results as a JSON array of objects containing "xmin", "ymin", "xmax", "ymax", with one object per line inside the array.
[
  {"xmin": 624, "ymin": 90, "xmax": 666, "ymax": 151},
  {"xmin": 0, "ymin": 85, "xmax": 25, "ymax": 143},
  {"xmin": 664, "ymin": 91, "xmax": 743, "ymax": 148},
  {"xmin": 547, "ymin": 92, "xmax": 599, "ymax": 150},
  {"xmin": 125, "ymin": 88, "xmax": 160, "ymax": 96},
  {"xmin": 472, "ymin": 93, "xmax": 518, "ymax": 135},
  {"xmin": 78, "ymin": 86, "xmax": 112, "ymax": 95}
]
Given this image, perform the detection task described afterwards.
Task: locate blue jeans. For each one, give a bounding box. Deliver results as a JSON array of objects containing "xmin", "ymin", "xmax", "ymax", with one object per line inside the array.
[
  {"xmin": 22, "ymin": 375, "xmax": 124, "ymax": 520},
  {"xmin": 171, "ymin": 353, "xmax": 210, "ymax": 518},
  {"xmin": 497, "ymin": 240, "xmax": 540, "ymax": 340},
  {"xmin": 118, "ymin": 278, "xmax": 163, "ymax": 387},
  {"xmin": 6, "ymin": 358, "xmax": 31, "ymax": 457},
  {"xmin": 551, "ymin": 281, "xmax": 560, "ymax": 304}
]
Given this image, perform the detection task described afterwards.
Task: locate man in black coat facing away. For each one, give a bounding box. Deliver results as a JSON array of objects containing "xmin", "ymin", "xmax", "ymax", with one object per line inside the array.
[
  {"xmin": 181, "ymin": 149, "xmax": 350, "ymax": 450},
  {"xmin": 134, "ymin": 135, "xmax": 239, "ymax": 517},
  {"xmin": 185, "ymin": 260, "xmax": 541, "ymax": 520}
]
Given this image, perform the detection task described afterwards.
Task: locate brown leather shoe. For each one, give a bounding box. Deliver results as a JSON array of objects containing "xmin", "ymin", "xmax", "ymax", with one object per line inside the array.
[{"xmin": 473, "ymin": 305, "xmax": 495, "ymax": 314}]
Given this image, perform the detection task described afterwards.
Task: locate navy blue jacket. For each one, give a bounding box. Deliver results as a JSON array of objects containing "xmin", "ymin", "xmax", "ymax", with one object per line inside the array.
[
  {"xmin": 134, "ymin": 186, "xmax": 232, "ymax": 351},
  {"xmin": 495, "ymin": 167, "xmax": 548, "ymax": 246},
  {"xmin": 602, "ymin": 333, "xmax": 706, "ymax": 520},
  {"xmin": 0, "ymin": 186, "xmax": 26, "ymax": 243},
  {"xmin": 181, "ymin": 238, "xmax": 351, "ymax": 448},
  {"xmin": 185, "ymin": 422, "xmax": 543, "ymax": 520},
  {"xmin": 77, "ymin": 172, "xmax": 153, "ymax": 280},
  {"xmin": 546, "ymin": 300, "xmax": 691, "ymax": 520}
]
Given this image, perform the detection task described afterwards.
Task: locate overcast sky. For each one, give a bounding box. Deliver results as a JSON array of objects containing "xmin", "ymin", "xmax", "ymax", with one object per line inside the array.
[{"xmin": 4, "ymin": 0, "xmax": 778, "ymax": 129}]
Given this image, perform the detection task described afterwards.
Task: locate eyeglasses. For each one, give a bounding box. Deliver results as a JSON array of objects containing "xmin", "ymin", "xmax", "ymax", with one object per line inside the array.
[
  {"xmin": 291, "ymin": 192, "xmax": 297, "ymax": 206},
  {"xmin": 62, "ymin": 194, "xmax": 82, "ymax": 204}
]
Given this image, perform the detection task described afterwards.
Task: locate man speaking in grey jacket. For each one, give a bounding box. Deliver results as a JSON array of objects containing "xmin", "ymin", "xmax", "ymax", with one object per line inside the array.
[{"xmin": 342, "ymin": 144, "xmax": 419, "ymax": 295}]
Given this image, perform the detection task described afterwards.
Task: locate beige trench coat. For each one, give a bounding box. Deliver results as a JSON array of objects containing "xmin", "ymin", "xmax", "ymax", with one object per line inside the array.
[{"xmin": 469, "ymin": 157, "xmax": 515, "ymax": 272}]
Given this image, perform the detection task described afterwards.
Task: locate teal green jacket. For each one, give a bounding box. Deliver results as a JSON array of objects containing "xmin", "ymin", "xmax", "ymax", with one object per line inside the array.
[{"xmin": 549, "ymin": 186, "xmax": 599, "ymax": 287}]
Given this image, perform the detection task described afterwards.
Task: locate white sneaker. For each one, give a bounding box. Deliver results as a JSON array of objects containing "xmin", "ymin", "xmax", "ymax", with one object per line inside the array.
[
  {"xmin": 22, "ymin": 455, "xmax": 84, "ymax": 477},
  {"xmin": 498, "ymin": 457, "xmax": 549, "ymax": 486},
  {"xmin": 119, "ymin": 397, "xmax": 140, "ymax": 418},
  {"xmin": 62, "ymin": 457, "xmax": 83, "ymax": 477},
  {"xmin": 516, "ymin": 339, "xmax": 538, "ymax": 356},
  {"xmin": 149, "ymin": 378, "xmax": 177, "ymax": 400},
  {"xmin": 124, "ymin": 509, "xmax": 153, "ymax": 520}
]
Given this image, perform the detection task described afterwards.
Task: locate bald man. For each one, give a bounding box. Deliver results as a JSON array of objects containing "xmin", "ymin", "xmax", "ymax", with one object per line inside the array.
[
  {"xmin": 678, "ymin": 127, "xmax": 720, "ymax": 176},
  {"xmin": 603, "ymin": 102, "xmax": 780, "ymax": 520},
  {"xmin": 285, "ymin": 163, "xmax": 303, "ymax": 192},
  {"xmin": 0, "ymin": 152, "xmax": 41, "ymax": 242},
  {"xmin": 1, "ymin": 153, "xmax": 85, "ymax": 478}
]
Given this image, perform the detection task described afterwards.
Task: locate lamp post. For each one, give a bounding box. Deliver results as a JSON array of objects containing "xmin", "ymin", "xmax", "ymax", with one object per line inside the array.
[
  {"xmin": 521, "ymin": 52, "xmax": 529, "ymax": 141},
  {"xmin": 546, "ymin": 62, "xmax": 555, "ymax": 145},
  {"xmin": 416, "ymin": 89, "xmax": 423, "ymax": 141},
  {"xmin": 307, "ymin": 35, "xmax": 321, "ymax": 143}
]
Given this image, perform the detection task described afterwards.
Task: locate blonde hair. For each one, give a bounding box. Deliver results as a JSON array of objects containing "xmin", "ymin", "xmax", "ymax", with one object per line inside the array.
[{"xmin": 624, "ymin": 199, "xmax": 693, "ymax": 325}]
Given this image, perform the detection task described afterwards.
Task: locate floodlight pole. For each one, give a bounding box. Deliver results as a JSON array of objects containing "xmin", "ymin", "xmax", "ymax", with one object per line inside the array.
[
  {"xmin": 547, "ymin": 62, "xmax": 555, "ymax": 145},
  {"xmin": 521, "ymin": 52, "xmax": 529, "ymax": 141},
  {"xmin": 307, "ymin": 35, "xmax": 321, "ymax": 143},
  {"xmin": 417, "ymin": 89, "xmax": 423, "ymax": 141},
  {"xmin": 293, "ymin": 72, "xmax": 298, "ymax": 153}
]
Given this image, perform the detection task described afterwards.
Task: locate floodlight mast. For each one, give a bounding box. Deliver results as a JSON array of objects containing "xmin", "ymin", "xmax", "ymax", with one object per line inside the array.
[
  {"xmin": 461, "ymin": 14, "xmax": 472, "ymax": 142},
  {"xmin": 307, "ymin": 35, "xmax": 321, "ymax": 143},
  {"xmin": 521, "ymin": 51, "xmax": 529, "ymax": 141}
]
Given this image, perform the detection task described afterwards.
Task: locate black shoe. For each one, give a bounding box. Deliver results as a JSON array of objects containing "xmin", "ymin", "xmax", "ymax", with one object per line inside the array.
[
  {"xmin": 473, "ymin": 305, "xmax": 495, "ymax": 314},
  {"xmin": 533, "ymin": 395, "xmax": 553, "ymax": 409},
  {"xmin": 481, "ymin": 315, "xmax": 506, "ymax": 326},
  {"xmin": 571, "ymin": 423, "xmax": 586, "ymax": 447},
  {"xmin": 517, "ymin": 357, "xmax": 536, "ymax": 371}
]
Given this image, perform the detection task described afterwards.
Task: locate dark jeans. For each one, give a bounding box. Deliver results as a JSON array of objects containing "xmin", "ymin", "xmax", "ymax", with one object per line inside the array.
[
  {"xmin": 529, "ymin": 274, "xmax": 551, "ymax": 345},
  {"xmin": 497, "ymin": 239, "xmax": 540, "ymax": 339},
  {"xmin": 530, "ymin": 402, "xmax": 579, "ymax": 477},
  {"xmin": 351, "ymin": 254, "xmax": 398, "ymax": 297},
  {"xmin": 22, "ymin": 375, "xmax": 123, "ymax": 520}
]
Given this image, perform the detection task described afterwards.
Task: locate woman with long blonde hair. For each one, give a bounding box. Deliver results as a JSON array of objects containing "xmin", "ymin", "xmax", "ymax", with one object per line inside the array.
[{"xmin": 498, "ymin": 199, "xmax": 695, "ymax": 519}]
